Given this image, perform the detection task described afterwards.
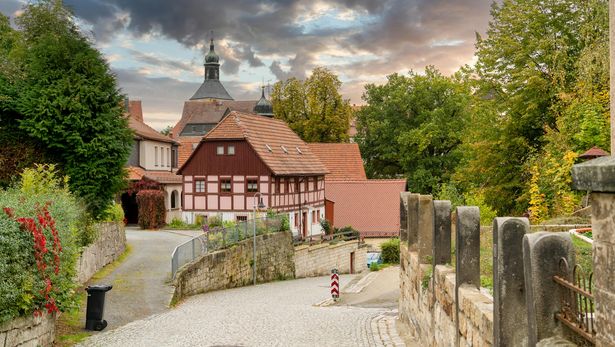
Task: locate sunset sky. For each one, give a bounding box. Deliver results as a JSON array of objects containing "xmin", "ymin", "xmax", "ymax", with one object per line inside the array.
[{"xmin": 1, "ymin": 0, "xmax": 493, "ymax": 129}]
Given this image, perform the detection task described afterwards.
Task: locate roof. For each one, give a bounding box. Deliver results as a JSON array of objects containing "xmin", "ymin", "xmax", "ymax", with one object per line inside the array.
[
  {"xmin": 579, "ymin": 146, "xmax": 610, "ymax": 159},
  {"xmin": 172, "ymin": 99, "xmax": 258, "ymax": 139},
  {"xmin": 143, "ymin": 171, "xmax": 182, "ymax": 184},
  {"xmin": 308, "ymin": 143, "xmax": 366, "ymax": 181},
  {"xmin": 127, "ymin": 166, "xmax": 145, "ymax": 180},
  {"xmin": 190, "ymin": 79, "xmax": 233, "ymax": 101},
  {"xmin": 179, "ymin": 111, "xmax": 328, "ymax": 176},
  {"xmin": 325, "ymin": 179, "xmax": 407, "ymax": 236},
  {"xmin": 128, "ymin": 116, "xmax": 178, "ymax": 145},
  {"xmin": 128, "ymin": 100, "xmax": 143, "ymax": 122},
  {"xmin": 177, "ymin": 137, "xmax": 201, "ymax": 167}
]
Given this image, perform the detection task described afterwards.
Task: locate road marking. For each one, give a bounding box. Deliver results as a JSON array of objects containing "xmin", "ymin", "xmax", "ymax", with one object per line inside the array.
[{"xmin": 343, "ymin": 272, "xmax": 379, "ymax": 294}]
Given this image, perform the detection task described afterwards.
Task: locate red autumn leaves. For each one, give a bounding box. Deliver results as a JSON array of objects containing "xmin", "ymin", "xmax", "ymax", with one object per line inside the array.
[{"xmin": 3, "ymin": 202, "xmax": 62, "ymax": 316}]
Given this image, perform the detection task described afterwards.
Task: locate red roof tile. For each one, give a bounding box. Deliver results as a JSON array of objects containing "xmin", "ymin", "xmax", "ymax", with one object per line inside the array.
[
  {"xmin": 128, "ymin": 100, "xmax": 143, "ymax": 122},
  {"xmin": 177, "ymin": 137, "xmax": 201, "ymax": 167},
  {"xmin": 325, "ymin": 180, "xmax": 406, "ymax": 236},
  {"xmin": 180, "ymin": 111, "xmax": 328, "ymax": 176},
  {"xmin": 128, "ymin": 116, "xmax": 177, "ymax": 144},
  {"xmin": 579, "ymin": 146, "xmax": 610, "ymax": 159},
  {"xmin": 143, "ymin": 171, "xmax": 182, "ymax": 184},
  {"xmin": 308, "ymin": 143, "xmax": 366, "ymax": 181},
  {"xmin": 127, "ymin": 166, "xmax": 145, "ymax": 180},
  {"xmin": 171, "ymin": 99, "xmax": 258, "ymax": 138}
]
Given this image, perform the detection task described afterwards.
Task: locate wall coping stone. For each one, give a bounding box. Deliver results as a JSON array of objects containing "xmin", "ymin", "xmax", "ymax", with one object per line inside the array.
[{"xmin": 572, "ymin": 156, "xmax": 615, "ymax": 192}]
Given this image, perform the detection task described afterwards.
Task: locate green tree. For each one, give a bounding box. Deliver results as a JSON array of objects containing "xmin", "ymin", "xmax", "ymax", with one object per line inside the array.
[
  {"xmin": 356, "ymin": 67, "xmax": 471, "ymax": 194},
  {"xmin": 6, "ymin": 1, "xmax": 133, "ymax": 217},
  {"xmin": 160, "ymin": 125, "xmax": 173, "ymax": 136},
  {"xmin": 457, "ymin": 0, "xmax": 609, "ymax": 215},
  {"xmin": 271, "ymin": 67, "xmax": 351, "ymax": 142}
]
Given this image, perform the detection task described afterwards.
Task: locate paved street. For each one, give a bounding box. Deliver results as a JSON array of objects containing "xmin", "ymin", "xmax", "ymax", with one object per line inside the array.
[
  {"xmin": 81, "ymin": 273, "xmax": 404, "ymax": 346},
  {"xmin": 85, "ymin": 228, "xmax": 192, "ymax": 330}
]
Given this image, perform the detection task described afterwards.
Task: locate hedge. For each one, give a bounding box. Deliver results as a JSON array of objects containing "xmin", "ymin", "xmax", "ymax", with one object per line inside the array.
[
  {"xmin": 381, "ymin": 238, "xmax": 400, "ymax": 264},
  {"xmin": 136, "ymin": 190, "xmax": 165, "ymax": 229}
]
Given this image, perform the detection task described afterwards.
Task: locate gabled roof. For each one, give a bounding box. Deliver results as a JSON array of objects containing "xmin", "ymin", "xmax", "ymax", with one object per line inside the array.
[
  {"xmin": 325, "ymin": 179, "xmax": 407, "ymax": 236},
  {"xmin": 308, "ymin": 143, "xmax": 366, "ymax": 181},
  {"xmin": 178, "ymin": 111, "xmax": 328, "ymax": 176},
  {"xmin": 172, "ymin": 99, "xmax": 258, "ymax": 139},
  {"xmin": 190, "ymin": 79, "xmax": 233, "ymax": 101},
  {"xmin": 177, "ymin": 136, "xmax": 201, "ymax": 167},
  {"xmin": 128, "ymin": 115, "xmax": 178, "ymax": 144},
  {"xmin": 143, "ymin": 171, "xmax": 182, "ymax": 184}
]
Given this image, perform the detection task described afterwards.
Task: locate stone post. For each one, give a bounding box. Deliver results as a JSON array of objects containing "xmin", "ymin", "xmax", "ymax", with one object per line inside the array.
[
  {"xmin": 400, "ymin": 192, "xmax": 410, "ymax": 243},
  {"xmin": 432, "ymin": 200, "xmax": 452, "ymax": 266},
  {"xmin": 572, "ymin": 157, "xmax": 615, "ymax": 346},
  {"xmin": 493, "ymin": 217, "xmax": 529, "ymax": 347},
  {"xmin": 455, "ymin": 206, "xmax": 480, "ymax": 288},
  {"xmin": 455, "ymin": 206, "xmax": 480, "ymax": 347},
  {"xmin": 522, "ymin": 232, "xmax": 575, "ymax": 346},
  {"xmin": 418, "ymin": 195, "xmax": 434, "ymax": 264},
  {"xmin": 407, "ymin": 193, "xmax": 420, "ymax": 250}
]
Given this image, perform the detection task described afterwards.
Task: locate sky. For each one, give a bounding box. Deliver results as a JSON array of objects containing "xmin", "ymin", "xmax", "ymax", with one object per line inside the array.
[{"xmin": 0, "ymin": 0, "xmax": 493, "ymax": 130}]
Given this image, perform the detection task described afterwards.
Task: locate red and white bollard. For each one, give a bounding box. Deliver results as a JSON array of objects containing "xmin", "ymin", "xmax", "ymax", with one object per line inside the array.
[{"xmin": 331, "ymin": 268, "xmax": 339, "ymax": 301}]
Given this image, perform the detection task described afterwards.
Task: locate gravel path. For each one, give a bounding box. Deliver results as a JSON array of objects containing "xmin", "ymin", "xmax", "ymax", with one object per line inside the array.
[
  {"xmin": 86, "ymin": 228, "xmax": 191, "ymax": 331},
  {"xmin": 81, "ymin": 275, "xmax": 401, "ymax": 347}
]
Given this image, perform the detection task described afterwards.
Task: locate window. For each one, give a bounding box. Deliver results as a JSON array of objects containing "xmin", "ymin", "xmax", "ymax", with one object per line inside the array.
[
  {"xmin": 236, "ymin": 215, "xmax": 248, "ymax": 222},
  {"xmin": 195, "ymin": 180, "xmax": 205, "ymax": 193},
  {"xmin": 304, "ymin": 179, "xmax": 309, "ymax": 192},
  {"xmin": 171, "ymin": 190, "xmax": 178, "ymax": 209},
  {"xmin": 312, "ymin": 211, "xmax": 316, "ymax": 224},
  {"xmin": 171, "ymin": 148, "xmax": 178, "ymax": 168},
  {"xmin": 247, "ymin": 179, "xmax": 258, "ymax": 193},
  {"xmin": 220, "ymin": 178, "xmax": 232, "ymax": 193},
  {"xmin": 167, "ymin": 148, "xmax": 170, "ymax": 167},
  {"xmin": 154, "ymin": 146, "xmax": 158, "ymax": 166},
  {"xmin": 217, "ymin": 146, "xmax": 224, "ymax": 155},
  {"xmin": 161, "ymin": 148, "xmax": 165, "ymax": 167},
  {"xmin": 227, "ymin": 145, "xmax": 235, "ymax": 155},
  {"xmin": 294, "ymin": 213, "xmax": 299, "ymax": 227}
]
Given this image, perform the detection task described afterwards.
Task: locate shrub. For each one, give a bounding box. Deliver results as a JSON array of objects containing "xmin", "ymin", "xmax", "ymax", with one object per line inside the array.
[
  {"xmin": 320, "ymin": 219, "xmax": 332, "ymax": 234},
  {"xmin": 279, "ymin": 214, "xmax": 290, "ymax": 231},
  {"xmin": 136, "ymin": 190, "xmax": 165, "ymax": 229},
  {"xmin": 101, "ymin": 202, "xmax": 124, "ymax": 224},
  {"xmin": 208, "ymin": 215, "xmax": 223, "ymax": 228},
  {"xmin": 0, "ymin": 165, "xmax": 82, "ymax": 323},
  {"xmin": 381, "ymin": 238, "xmax": 400, "ymax": 264}
]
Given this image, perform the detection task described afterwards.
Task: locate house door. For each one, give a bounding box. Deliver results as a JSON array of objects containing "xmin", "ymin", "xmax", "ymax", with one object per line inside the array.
[
  {"xmin": 302, "ymin": 212, "xmax": 308, "ymax": 238},
  {"xmin": 350, "ymin": 252, "xmax": 355, "ymax": 274}
]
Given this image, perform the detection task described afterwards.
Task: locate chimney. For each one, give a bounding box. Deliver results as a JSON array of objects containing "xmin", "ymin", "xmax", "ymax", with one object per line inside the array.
[{"xmin": 128, "ymin": 100, "xmax": 143, "ymax": 122}]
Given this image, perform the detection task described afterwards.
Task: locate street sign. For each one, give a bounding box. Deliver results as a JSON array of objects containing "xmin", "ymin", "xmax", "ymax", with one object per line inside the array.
[{"xmin": 331, "ymin": 268, "xmax": 339, "ymax": 300}]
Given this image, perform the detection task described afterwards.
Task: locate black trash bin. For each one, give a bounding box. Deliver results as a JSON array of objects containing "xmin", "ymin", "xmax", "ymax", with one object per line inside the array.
[{"xmin": 85, "ymin": 284, "xmax": 113, "ymax": 331}]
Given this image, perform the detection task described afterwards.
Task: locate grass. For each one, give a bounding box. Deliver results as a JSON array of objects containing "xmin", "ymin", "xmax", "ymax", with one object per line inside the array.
[
  {"xmin": 447, "ymin": 226, "xmax": 593, "ymax": 294},
  {"xmin": 369, "ymin": 262, "xmax": 394, "ymax": 272},
  {"xmin": 55, "ymin": 244, "xmax": 132, "ymax": 346}
]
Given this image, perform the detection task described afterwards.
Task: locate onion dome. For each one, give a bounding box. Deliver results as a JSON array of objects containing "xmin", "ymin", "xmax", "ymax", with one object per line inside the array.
[{"xmin": 253, "ymin": 86, "xmax": 274, "ymax": 117}]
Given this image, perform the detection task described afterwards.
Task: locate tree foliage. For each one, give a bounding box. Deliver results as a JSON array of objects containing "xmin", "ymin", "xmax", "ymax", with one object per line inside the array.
[
  {"xmin": 0, "ymin": 1, "xmax": 133, "ymax": 217},
  {"xmin": 455, "ymin": 0, "xmax": 609, "ymax": 215},
  {"xmin": 271, "ymin": 67, "xmax": 351, "ymax": 142},
  {"xmin": 356, "ymin": 67, "xmax": 470, "ymax": 194}
]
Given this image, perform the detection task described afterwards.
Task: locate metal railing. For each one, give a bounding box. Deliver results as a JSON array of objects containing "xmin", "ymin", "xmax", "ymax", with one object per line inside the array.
[
  {"xmin": 554, "ymin": 258, "xmax": 596, "ymax": 345},
  {"xmin": 171, "ymin": 215, "xmax": 285, "ymax": 279},
  {"xmin": 293, "ymin": 229, "xmax": 362, "ymax": 246}
]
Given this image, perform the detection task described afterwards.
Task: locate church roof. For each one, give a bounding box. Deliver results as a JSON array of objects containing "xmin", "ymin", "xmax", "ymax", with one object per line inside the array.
[
  {"xmin": 190, "ymin": 79, "xmax": 233, "ymax": 101},
  {"xmin": 253, "ymin": 86, "xmax": 274, "ymax": 117}
]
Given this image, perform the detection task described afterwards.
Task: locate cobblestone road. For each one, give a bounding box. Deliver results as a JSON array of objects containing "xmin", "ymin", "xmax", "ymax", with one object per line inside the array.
[{"xmin": 81, "ymin": 275, "xmax": 403, "ymax": 347}]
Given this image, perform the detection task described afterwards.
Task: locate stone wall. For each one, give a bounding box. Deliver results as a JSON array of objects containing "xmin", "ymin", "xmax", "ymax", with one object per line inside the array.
[
  {"xmin": 399, "ymin": 244, "xmax": 493, "ymax": 347},
  {"xmin": 0, "ymin": 313, "xmax": 55, "ymax": 347},
  {"xmin": 294, "ymin": 240, "xmax": 367, "ymax": 278},
  {"xmin": 75, "ymin": 222, "xmax": 126, "ymax": 284},
  {"xmin": 173, "ymin": 232, "xmax": 295, "ymax": 302}
]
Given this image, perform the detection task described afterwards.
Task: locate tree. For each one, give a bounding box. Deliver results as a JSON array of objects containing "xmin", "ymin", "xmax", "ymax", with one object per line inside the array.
[
  {"xmin": 356, "ymin": 67, "xmax": 471, "ymax": 194},
  {"xmin": 271, "ymin": 67, "xmax": 351, "ymax": 142},
  {"xmin": 456, "ymin": 0, "xmax": 609, "ymax": 215},
  {"xmin": 3, "ymin": 1, "xmax": 133, "ymax": 217},
  {"xmin": 160, "ymin": 125, "xmax": 173, "ymax": 136}
]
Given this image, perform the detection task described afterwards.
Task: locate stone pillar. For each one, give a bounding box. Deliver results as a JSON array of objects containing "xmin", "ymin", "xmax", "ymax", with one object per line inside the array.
[
  {"xmin": 493, "ymin": 217, "xmax": 529, "ymax": 347},
  {"xmin": 400, "ymin": 192, "xmax": 410, "ymax": 243},
  {"xmin": 455, "ymin": 206, "xmax": 480, "ymax": 288},
  {"xmin": 418, "ymin": 195, "xmax": 434, "ymax": 264},
  {"xmin": 432, "ymin": 200, "xmax": 451, "ymax": 266},
  {"xmin": 407, "ymin": 193, "xmax": 420, "ymax": 250},
  {"xmin": 455, "ymin": 206, "xmax": 480, "ymax": 346},
  {"xmin": 522, "ymin": 232, "xmax": 575, "ymax": 346},
  {"xmin": 572, "ymin": 157, "xmax": 615, "ymax": 346}
]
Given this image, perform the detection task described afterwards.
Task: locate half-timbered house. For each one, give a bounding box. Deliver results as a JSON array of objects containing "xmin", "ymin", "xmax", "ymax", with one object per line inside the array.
[{"xmin": 177, "ymin": 111, "xmax": 328, "ymax": 238}]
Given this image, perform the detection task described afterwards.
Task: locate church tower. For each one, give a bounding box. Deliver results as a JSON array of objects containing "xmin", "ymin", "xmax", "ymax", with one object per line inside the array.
[{"xmin": 190, "ymin": 36, "xmax": 234, "ymax": 100}]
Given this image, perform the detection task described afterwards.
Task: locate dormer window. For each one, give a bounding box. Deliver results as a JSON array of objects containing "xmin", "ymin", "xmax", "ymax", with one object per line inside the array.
[
  {"xmin": 281, "ymin": 145, "xmax": 288, "ymax": 154},
  {"xmin": 265, "ymin": 144, "xmax": 273, "ymax": 152},
  {"xmin": 296, "ymin": 147, "xmax": 303, "ymax": 154}
]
